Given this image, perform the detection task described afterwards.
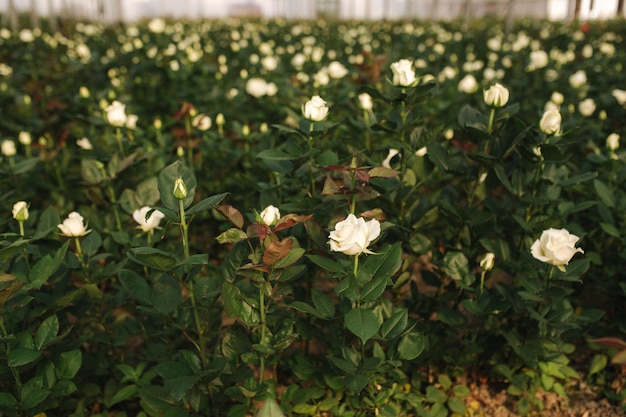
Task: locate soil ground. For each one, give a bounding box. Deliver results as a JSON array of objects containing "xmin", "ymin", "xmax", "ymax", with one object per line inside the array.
[{"xmin": 468, "ymin": 381, "xmax": 625, "ymax": 417}]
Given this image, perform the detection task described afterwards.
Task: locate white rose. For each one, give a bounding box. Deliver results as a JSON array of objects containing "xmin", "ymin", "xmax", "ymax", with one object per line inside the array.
[
  {"xmin": 611, "ymin": 89, "xmax": 626, "ymax": 106},
  {"xmin": 132, "ymin": 206, "xmax": 165, "ymax": 232},
  {"xmin": 539, "ymin": 109, "xmax": 561, "ymax": 135},
  {"xmin": 458, "ymin": 74, "xmax": 478, "ymax": 94},
  {"xmin": 193, "ymin": 114, "xmax": 212, "ymax": 131},
  {"xmin": 125, "ymin": 114, "xmax": 138, "ymax": 130},
  {"xmin": 530, "ymin": 228, "xmax": 584, "ymax": 271},
  {"xmin": 328, "ymin": 214, "xmax": 381, "ymax": 256},
  {"xmin": 259, "ymin": 205, "xmax": 281, "ymax": 226},
  {"xmin": 105, "ymin": 100, "xmax": 128, "ymax": 127},
  {"xmin": 58, "ymin": 211, "xmax": 90, "ymax": 237},
  {"xmin": 245, "ymin": 77, "xmax": 268, "ymax": 98},
  {"xmin": 480, "ymin": 252, "xmax": 495, "ymax": 271},
  {"xmin": 358, "ymin": 93, "xmax": 373, "ymax": 111},
  {"xmin": 528, "ymin": 50, "xmax": 549, "ymax": 70},
  {"xmin": 568, "ymin": 70, "xmax": 587, "ymax": 89},
  {"xmin": 483, "ymin": 83, "xmax": 509, "ymax": 108},
  {"xmin": 327, "ymin": 61, "xmax": 348, "ymax": 79},
  {"xmin": 578, "ymin": 98, "xmax": 596, "ymax": 117},
  {"xmin": 1, "ymin": 140, "xmax": 16, "ymax": 156},
  {"xmin": 18, "ymin": 131, "xmax": 31, "ymax": 145},
  {"xmin": 77, "ymin": 137, "xmax": 93, "ymax": 150},
  {"xmin": 390, "ymin": 59, "xmax": 417, "ymax": 87},
  {"xmin": 302, "ymin": 95, "xmax": 329, "ymax": 122},
  {"xmin": 382, "ymin": 148, "xmax": 400, "ymax": 168},
  {"xmin": 12, "ymin": 201, "xmax": 29, "ymax": 221},
  {"xmin": 606, "ymin": 133, "xmax": 620, "ymax": 151},
  {"xmin": 550, "ymin": 91, "xmax": 564, "ymax": 105}
]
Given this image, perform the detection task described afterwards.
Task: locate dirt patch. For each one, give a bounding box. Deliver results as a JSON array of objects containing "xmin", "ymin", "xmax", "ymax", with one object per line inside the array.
[{"xmin": 467, "ymin": 381, "xmax": 625, "ymax": 417}]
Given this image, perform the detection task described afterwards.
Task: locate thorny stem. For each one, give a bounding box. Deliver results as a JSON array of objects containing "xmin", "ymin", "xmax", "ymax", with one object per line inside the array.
[
  {"xmin": 308, "ymin": 122, "xmax": 316, "ymax": 196},
  {"xmin": 178, "ymin": 198, "xmax": 207, "ymax": 368},
  {"xmin": 115, "ymin": 127, "xmax": 124, "ymax": 156},
  {"xmin": 487, "ymin": 108, "xmax": 496, "ymax": 136}
]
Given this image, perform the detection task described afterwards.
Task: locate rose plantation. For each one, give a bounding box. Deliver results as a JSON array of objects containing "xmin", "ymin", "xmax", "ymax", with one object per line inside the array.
[{"xmin": 1, "ymin": 15, "xmax": 626, "ymax": 417}]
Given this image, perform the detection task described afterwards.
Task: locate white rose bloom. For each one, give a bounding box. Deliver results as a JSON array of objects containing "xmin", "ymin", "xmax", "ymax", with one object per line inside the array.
[
  {"xmin": 329, "ymin": 214, "xmax": 381, "ymax": 256},
  {"xmin": 327, "ymin": 61, "xmax": 349, "ymax": 79},
  {"xmin": 245, "ymin": 77, "xmax": 268, "ymax": 98},
  {"xmin": 483, "ymin": 83, "xmax": 509, "ymax": 107},
  {"xmin": 193, "ymin": 114, "xmax": 212, "ymax": 131},
  {"xmin": 302, "ymin": 95, "xmax": 329, "ymax": 122},
  {"xmin": 58, "ymin": 211, "xmax": 90, "ymax": 237},
  {"xmin": 12, "ymin": 201, "xmax": 29, "ymax": 221},
  {"xmin": 18, "ymin": 131, "xmax": 31, "ymax": 145},
  {"xmin": 568, "ymin": 70, "xmax": 587, "ymax": 89},
  {"xmin": 527, "ymin": 50, "xmax": 549, "ymax": 70},
  {"xmin": 539, "ymin": 109, "xmax": 561, "ymax": 135},
  {"xmin": 125, "ymin": 114, "xmax": 138, "ymax": 130},
  {"xmin": 382, "ymin": 148, "xmax": 400, "ymax": 168},
  {"xmin": 358, "ymin": 93, "xmax": 373, "ymax": 111},
  {"xmin": 390, "ymin": 59, "xmax": 417, "ymax": 87},
  {"xmin": 578, "ymin": 98, "xmax": 596, "ymax": 117},
  {"xmin": 259, "ymin": 205, "xmax": 281, "ymax": 226},
  {"xmin": 77, "ymin": 137, "xmax": 93, "ymax": 150},
  {"xmin": 480, "ymin": 252, "xmax": 495, "ymax": 271},
  {"xmin": 458, "ymin": 74, "xmax": 478, "ymax": 94},
  {"xmin": 132, "ymin": 206, "xmax": 165, "ymax": 232},
  {"xmin": 611, "ymin": 89, "xmax": 626, "ymax": 106},
  {"xmin": 606, "ymin": 133, "xmax": 620, "ymax": 151},
  {"xmin": 1, "ymin": 140, "xmax": 16, "ymax": 156},
  {"xmin": 530, "ymin": 228, "xmax": 583, "ymax": 271},
  {"xmin": 105, "ymin": 100, "xmax": 128, "ymax": 127},
  {"xmin": 550, "ymin": 91, "xmax": 564, "ymax": 106}
]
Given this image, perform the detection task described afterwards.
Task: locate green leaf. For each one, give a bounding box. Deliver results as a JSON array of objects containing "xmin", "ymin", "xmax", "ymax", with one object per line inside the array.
[
  {"xmin": 593, "ymin": 179, "xmax": 615, "ymax": 208},
  {"xmin": 81, "ymin": 231, "xmax": 102, "ymax": 257},
  {"xmin": 119, "ymin": 269, "xmax": 151, "ymax": 305},
  {"xmin": 0, "ymin": 392, "xmax": 17, "ymax": 408},
  {"xmin": 165, "ymin": 376, "xmax": 200, "ymax": 402},
  {"xmin": 216, "ymin": 228, "xmax": 248, "ymax": 244},
  {"xmin": 311, "ymin": 288, "xmax": 335, "ymax": 319},
  {"xmin": 158, "ymin": 160, "xmax": 197, "ymax": 211},
  {"xmin": 109, "ymin": 384, "xmax": 138, "ymax": 406},
  {"xmin": 33, "ymin": 206, "xmax": 61, "ymax": 240},
  {"xmin": 222, "ymin": 281, "xmax": 243, "ymax": 318},
  {"xmin": 398, "ymin": 332, "xmax": 425, "ymax": 360},
  {"xmin": 56, "ymin": 350, "xmax": 82, "ymax": 379},
  {"xmin": 306, "ymin": 254, "xmax": 346, "ymax": 274},
  {"xmin": 35, "ymin": 315, "xmax": 59, "ymax": 350},
  {"xmin": 344, "ymin": 373, "xmax": 369, "ymax": 393},
  {"xmin": 443, "ymin": 251, "xmax": 469, "ymax": 281},
  {"xmin": 186, "ymin": 192, "xmax": 229, "ymax": 216},
  {"xmin": 344, "ymin": 308, "xmax": 380, "ymax": 344},
  {"xmin": 151, "ymin": 274, "xmax": 181, "ymax": 314},
  {"xmin": 11, "ymin": 157, "xmax": 38, "ymax": 175},
  {"xmin": 8, "ymin": 347, "xmax": 42, "ymax": 367},
  {"xmin": 20, "ymin": 387, "xmax": 50, "ymax": 410},
  {"xmin": 589, "ymin": 354, "xmax": 607, "ymax": 375},
  {"xmin": 359, "ymin": 275, "xmax": 390, "ymax": 303},
  {"xmin": 255, "ymin": 397, "xmax": 286, "ymax": 417},
  {"xmin": 358, "ymin": 243, "xmax": 403, "ymax": 285},
  {"xmin": 27, "ymin": 241, "xmax": 69, "ymax": 289},
  {"xmin": 127, "ymin": 247, "xmax": 178, "ymax": 271},
  {"xmin": 426, "ymin": 142, "xmax": 451, "ymax": 171},
  {"xmin": 81, "ymin": 159, "xmax": 105, "ymax": 184},
  {"xmin": 381, "ymin": 309, "xmax": 408, "ymax": 340},
  {"xmin": 289, "ymin": 301, "xmax": 324, "ymax": 318}
]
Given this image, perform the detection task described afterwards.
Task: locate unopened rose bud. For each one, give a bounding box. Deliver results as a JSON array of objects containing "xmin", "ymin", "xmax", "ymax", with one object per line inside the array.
[
  {"xmin": 173, "ymin": 177, "xmax": 187, "ymax": 200},
  {"xmin": 12, "ymin": 201, "xmax": 29, "ymax": 221},
  {"xmin": 480, "ymin": 252, "xmax": 495, "ymax": 271},
  {"xmin": 483, "ymin": 83, "xmax": 509, "ymax": 108}
]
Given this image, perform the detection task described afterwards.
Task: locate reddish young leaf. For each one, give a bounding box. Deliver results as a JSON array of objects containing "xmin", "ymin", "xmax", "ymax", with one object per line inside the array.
[
  {"xmin": 263, "ymin": 239, "xmax": 294, "ymax": 266},
  {"xmin": 217, "ymin": 204, "xmax": 245, "ymax": 229},
  {"xmin": 273, "ymin": 214, "xmax": 314, "ymax": 233}
]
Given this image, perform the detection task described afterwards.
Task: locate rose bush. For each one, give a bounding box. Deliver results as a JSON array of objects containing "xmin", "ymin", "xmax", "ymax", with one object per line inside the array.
[{"xmin": 1, "ymin": 15, "xmax": 625, "ymax": 417}]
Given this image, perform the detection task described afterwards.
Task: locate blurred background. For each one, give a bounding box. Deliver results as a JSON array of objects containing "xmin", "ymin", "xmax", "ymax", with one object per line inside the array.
[{"xmin": 0, "ymin": 0, "xmax": 624, "ymax": 29}]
